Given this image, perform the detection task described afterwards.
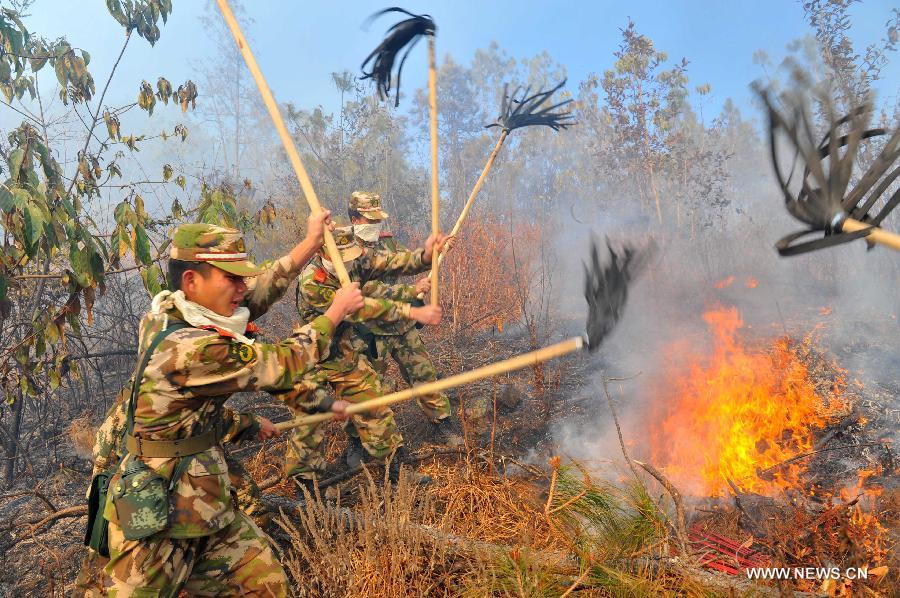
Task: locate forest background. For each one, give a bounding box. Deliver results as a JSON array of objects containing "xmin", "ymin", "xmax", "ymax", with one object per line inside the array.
[{"xmin": 0, "ymin": 0, "xmax": 897, "ymax": 552}]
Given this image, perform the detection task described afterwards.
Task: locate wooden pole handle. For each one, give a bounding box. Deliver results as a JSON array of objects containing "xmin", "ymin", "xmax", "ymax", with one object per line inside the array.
[
  {"xmin": 448, "ymin": 129, "xmax": 508, "ymax": 239},
  {"xmin": 841, "ymin": 217, "xmax": 900, "ymax": 251},
  {"xmin": 275, "ymin": 336, "xmax": 584, "ymax": 432},
  {"xmin": 215, "ymin": 0, "xmax": 351, "ymax": 287},
  {"xmin": 428, "ymin": 36, "xmax": 440, "ymax": 306},
  {"xmin": 417, "ymin": 129, "xmax": 509, "ymax": 299}
]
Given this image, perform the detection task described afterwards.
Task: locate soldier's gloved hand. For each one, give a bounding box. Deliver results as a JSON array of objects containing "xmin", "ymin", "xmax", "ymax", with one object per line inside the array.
[
  {"xmin": 257, "ymin": 416, "xmax": 279, "ymax": 441},
  {"xmin": 410, "ymin": 305, "xmax": 442, "ymax": 326},
  {"xmin": 325, "ymin": 282, "xmax": 365, "ymax": 326},
  {"xmin": 414, "ymin": 277, "xmax": 431, "ymax": 296},
  {"xmin": 305, "ymin": 209, "xmax": 332, "ymax": 246},
  {"xmin": 330, "ymin": 400, "xmax": 351, "ymax": 421},
  {"xmin": 423, "ymin": 232, "xmax": 451, "ymax": 264}
]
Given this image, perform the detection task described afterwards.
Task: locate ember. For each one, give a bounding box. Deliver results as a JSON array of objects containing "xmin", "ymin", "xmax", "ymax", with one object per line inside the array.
[{"xmin": 648, "ymin": 307, "xmax": 849, "ymax": 497}]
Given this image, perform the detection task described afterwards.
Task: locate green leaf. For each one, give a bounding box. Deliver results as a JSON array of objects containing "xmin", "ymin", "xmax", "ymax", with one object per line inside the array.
[
  {"xmin": 0, "ymin": 186, "xmax": 14, "ymax": 212},
  {"xmin": 71, "ymin": 247, "xmax": 92, "ymax": 287},
  {"xmin": 134, "ymin": 224, "xmax": 152, "ymax": 265},
  {"xmin": 175, "ymin": 174, "xmax": 186, "ymax": 189},
  {"xmin": 23, "ymin": 202, "xmax": 43, "ymax": 251},
  {"xmin": 106, "ymin": 0, "xmax": 130, "ymax": 27},
  {"xmin": 0, "ymin": 275, "xmax": 7, "ymax": 302},
  {"xmin": 8, "ymin": 148, "xmax": 24, "ymax": 178},
  {"xmin": 140, "ymin": 264, "xmax": 163, "ymax": 296},
  {"xmin": 103, "ymin": 110, "xmax": 120, "ymax": 140},
  {"xmin": 48, "ymin": 369, "xmax": 60, "ymax": 391},
  {"xmin": 81, "ymin": 49, "xmax": 90, "ymax": 65},
  {"xmin": 162, "ymin": 163, "xmax": 172, "ymax": 181},
  {"xmin": 156, "ymin": 77, "xmax": 172, "ymax": 103},
  {"xmin": 113, "ymin": 200, "xmax": 131, "ymax": 225},
  {"xmin": 135, "ymin": 194, "xmax": 147, "ymax": 221}
]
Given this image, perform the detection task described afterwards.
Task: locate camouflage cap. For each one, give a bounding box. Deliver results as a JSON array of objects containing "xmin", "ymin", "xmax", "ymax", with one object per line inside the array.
[
  {"xmin": 349, "ymin": 191, "xmax": 389, "ymax": 221},
  {"xmin": 169, "ymin": 223, "xmax": 265, "ymax": 277},
  {"xmin": 323, "ymin": 225, "xmax": 363, "ymax": 263}
]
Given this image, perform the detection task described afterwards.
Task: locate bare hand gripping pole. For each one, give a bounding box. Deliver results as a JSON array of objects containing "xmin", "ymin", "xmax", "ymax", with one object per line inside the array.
[
  {"xmin": 276, "ymin": 239, "xmax": 652, "ymax": 432},
  {"xmin": 216, "ymin": 0, "xmax": 351, "ymax": 286},
  {"xmin": 754, "ymin": 80, "xmax": 900, "ymax": 255}
]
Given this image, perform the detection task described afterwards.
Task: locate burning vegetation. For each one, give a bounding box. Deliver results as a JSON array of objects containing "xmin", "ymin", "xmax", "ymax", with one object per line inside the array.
[{"xmin": 649, "ymin": 306, "xmax": 850, "ymax": 497}]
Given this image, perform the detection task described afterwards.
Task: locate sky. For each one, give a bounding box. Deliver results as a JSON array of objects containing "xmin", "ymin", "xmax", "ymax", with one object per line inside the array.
[{"xmin": 15, "ymin": 0, "xmax": 900, "ymax": 125}]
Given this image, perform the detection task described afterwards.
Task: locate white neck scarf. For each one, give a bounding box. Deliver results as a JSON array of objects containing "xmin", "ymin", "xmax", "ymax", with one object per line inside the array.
[
  {"xmin": 320, "ymin": 258, "xmax": 337, "ymax": 276},
  {"xmin": 354, "ymin": 222, "xmax": 382, "ymax": 243},
  {"xmin": 150, "ymin": 290, "xmax": 254, "ymax": 344}
]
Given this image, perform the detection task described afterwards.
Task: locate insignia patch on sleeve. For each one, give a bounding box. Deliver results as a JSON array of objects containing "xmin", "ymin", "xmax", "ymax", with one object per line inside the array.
[{"xmin": 230, "ymin": 343, "xmax": 256, "ymax": 363}]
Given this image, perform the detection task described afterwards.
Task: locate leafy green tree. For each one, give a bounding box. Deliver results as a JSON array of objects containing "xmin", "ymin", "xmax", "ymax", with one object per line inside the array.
[{"xmin": 0, "ymin": 0, "xmax": 197, "ymax": 485}]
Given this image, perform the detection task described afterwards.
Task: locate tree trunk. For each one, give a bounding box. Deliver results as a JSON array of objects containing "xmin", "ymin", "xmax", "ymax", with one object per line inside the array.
[{"xmin": 3, "ymin": 391, "xmax": 25, "ymax": 487}]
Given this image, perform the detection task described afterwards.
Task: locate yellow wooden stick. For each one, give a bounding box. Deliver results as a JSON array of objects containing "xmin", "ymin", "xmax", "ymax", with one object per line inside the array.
[
  {"xmin": 275, "ymin": 336, "xmax": 584, "ymax": 431},
  {"xmin": 840, "ymin": 217, "xmax": 900, "ymax": 251},
  {"xmin": 215, "ymin": 0, "xmax": 350, "ymax": 287},
  {"xmin": 417, "ymin": 129, "xmax": 509, "ymax": 299},
  {"xmin": 428, "ymin": 36, "xmax": 440, "ymax": 306}
]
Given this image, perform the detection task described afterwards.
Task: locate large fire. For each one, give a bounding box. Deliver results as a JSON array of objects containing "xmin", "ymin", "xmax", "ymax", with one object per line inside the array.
[{"xmin": 648, "ymin": 307, "xmax": 848, "ymax": 497}]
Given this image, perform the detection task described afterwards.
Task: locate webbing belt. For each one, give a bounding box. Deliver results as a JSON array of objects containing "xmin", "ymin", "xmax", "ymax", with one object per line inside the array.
[{"xmin": 125, "ymin": 428, "xmax": 219, "ymax": 458}]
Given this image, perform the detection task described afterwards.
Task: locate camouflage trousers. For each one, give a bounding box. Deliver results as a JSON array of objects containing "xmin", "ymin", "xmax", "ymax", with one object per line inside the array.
[
  {"xmin": 372, "ymin": 327, "xmax": 451, "ymax": 423},
  {"xmin": 283, "ymin": 355, "xmax": 402, "ymax": 479},
  {"xmin": 77, "ymin": 454, "xmax": 267, "ymax": 596},
  {"xmin": 100, "ymin": 510, "xmax": 286, "ymax": 597},
  {"xmin": 228, "ymin": 454, "xmax": 268, "ymax": 526}
]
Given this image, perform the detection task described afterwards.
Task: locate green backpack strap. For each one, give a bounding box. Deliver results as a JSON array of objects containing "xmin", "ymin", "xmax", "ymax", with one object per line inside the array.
[
  {"xmin": 83, "ymin": 321, "xmax": 187, "ymax": 557},
  {"xmin": 126, "ymin": 321, "xmax": 188, "ymax": 439}
]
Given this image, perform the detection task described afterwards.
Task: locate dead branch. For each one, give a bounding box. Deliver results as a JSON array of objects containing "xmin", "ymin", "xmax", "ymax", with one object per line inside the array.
[
  {"xmin": 600, "ymin": 375, "xmax": 643, "ymax": 482},
  {"xmin": 633, "ymin": 460, "xmax": 691, "ymax": 559}
]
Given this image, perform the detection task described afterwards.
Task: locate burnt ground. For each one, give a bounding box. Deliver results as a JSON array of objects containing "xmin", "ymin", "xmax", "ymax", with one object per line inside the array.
[{"xmin": 0, "ymin": 317, "xmax": 897, "ymax": 595}]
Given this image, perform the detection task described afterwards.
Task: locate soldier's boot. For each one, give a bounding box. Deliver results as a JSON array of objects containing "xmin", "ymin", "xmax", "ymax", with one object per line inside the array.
[
  {"xmin": 388, "ymin": 446, "xmax": 432, "ymax": 486},
  {"xmin": 428, "ymin": 417, "xmax": 458, "ymax": 445},
  {"xmin": 345, "ymin": 434, "xmax": 367, "ymax": 469}
]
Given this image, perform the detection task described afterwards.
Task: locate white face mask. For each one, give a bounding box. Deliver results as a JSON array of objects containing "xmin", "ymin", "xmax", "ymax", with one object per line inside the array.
[{"xmin": 354, "ymin": 222, "xmax": 383, "ymax": 243}]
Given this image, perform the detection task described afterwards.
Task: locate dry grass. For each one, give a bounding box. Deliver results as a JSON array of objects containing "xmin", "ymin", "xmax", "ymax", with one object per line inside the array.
[
  {"xmin": 66, "ymin": 415, "xmax": 95, "ymax": 461},
  {"xmin": 275, "ymin": 456, "xmax": 719, "ymax": 597},
  {"xmin": 419, "ymin": 457, "xmax": 563, "ymax": 551},
  {"xmin": 276, "ymin": 467, "xmax": 481, "ymax": 597}
]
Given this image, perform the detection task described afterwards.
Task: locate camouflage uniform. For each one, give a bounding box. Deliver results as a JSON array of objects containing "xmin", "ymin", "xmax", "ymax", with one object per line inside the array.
[
  {"xmin": 97, "ymin": 224, "xmax": 337, "ymax": 597},
  {"xmin": 351, "ymin": 191, "xmax": 451, "ymax": 423},
  {"xmin": 283, "ymin": 226, "xmax": 431, "ymax": 479},
  {"xmin": 77, "ymin": 381, "xmax": 265, "ymax": 596}
]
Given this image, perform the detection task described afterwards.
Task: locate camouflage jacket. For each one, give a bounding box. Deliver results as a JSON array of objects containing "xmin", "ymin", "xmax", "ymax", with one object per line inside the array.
[
  {"xmin": 90, "ymin": 380, "xmax": 257, "ymax": 480},
  {"xmin": 103, "ymin": 253, "xmax": 335, "ymax": 539},
  {"xmin": 356, "ymin": 233, "xmax": 422, "ymax": 336},
  {"xmin": 297, "ymin": 246, "xmax": 429, "ymax": 370}
]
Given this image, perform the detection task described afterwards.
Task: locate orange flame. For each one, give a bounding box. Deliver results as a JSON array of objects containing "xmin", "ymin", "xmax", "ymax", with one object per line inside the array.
[
  {"xmin": 713, "ymin": 275, "xmax": 735, "ymax": 289},
  {"xmin": 648, "ymin": 307, "xmax": 848, "ymax": 497},
  {"xmin": 745, "ymin": 278, "xmax": 758, "ymax": 289}
]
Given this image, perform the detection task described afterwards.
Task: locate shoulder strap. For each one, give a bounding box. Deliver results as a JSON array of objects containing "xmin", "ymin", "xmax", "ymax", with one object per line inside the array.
[{"xmin": 126, "ymin": 322, "xmax": 188, "ymax": 437}]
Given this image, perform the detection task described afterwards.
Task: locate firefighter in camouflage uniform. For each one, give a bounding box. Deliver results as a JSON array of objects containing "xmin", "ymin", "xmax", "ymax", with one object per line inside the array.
[
  {"xmin": 348, "ymin": 191, "xmax": 453, "ymax": 427},
  {"xmin": 84, "ymin": 213, "xmax": 364, "ymax": 597},
  {"xmin": 284, "ymin": 225, "xmax": 449, "ymax": 481}
]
